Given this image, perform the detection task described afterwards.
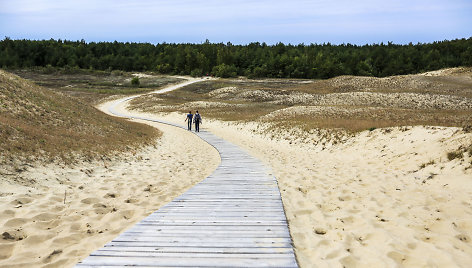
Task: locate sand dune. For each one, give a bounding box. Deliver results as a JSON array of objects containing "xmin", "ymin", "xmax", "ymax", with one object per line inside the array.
[
  {"xmin": 1, "ymin": 73, "xmax": 471, "ymax": 267},
  {"xmin": 0, "ymin": 117, "xmax": 220, "ymax": 267}
]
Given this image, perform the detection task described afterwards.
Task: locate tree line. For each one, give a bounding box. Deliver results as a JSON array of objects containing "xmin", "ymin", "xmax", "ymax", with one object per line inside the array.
[{"xmin": 1, "ymin": 37, "xmax": 471, "ymax": 78}]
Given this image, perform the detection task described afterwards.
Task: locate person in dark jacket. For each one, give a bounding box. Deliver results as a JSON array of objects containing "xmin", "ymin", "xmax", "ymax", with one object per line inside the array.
[
  {"xmin": 185, "ymin": 111, "xmax": 193, "ymax": 130},
  {"xmin": 194, "ymin": 110, "xmax": 202, "ymax": 132}
]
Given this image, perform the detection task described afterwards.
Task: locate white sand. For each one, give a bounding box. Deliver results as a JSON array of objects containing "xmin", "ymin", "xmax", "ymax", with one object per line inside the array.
[
  {"xmin": 0, "ymin": 106, "xmax": 220, "ymax": 267},
  {"xmin": 133, "ymin": 110, "xmax": 472, "ymax": 267}
]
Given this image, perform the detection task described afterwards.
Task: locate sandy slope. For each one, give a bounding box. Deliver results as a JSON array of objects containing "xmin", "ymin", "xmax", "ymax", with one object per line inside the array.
[
  {"xmin": 132, "ymin": 110, "xmax": 472, "ymax": 267},
  {"xmin": 0, "ymin": 81, "xmax": 220, "ymax": 267}
]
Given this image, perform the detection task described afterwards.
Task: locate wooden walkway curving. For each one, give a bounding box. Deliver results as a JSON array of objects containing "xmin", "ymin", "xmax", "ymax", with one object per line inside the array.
[{"xmin": 76, "ymin": 89, "xmax": 298, "ymax": 267}]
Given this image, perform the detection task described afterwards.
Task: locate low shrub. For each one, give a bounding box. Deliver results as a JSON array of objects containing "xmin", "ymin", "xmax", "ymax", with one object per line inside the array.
[{"xmin": 447, "ymin": 151, "xmax": 463, "ymax": 161}]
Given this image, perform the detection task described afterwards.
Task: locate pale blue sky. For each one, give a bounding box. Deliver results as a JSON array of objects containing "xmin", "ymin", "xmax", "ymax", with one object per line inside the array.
[{"xmin": 1, "ymin": 0, "xmax": 471, "ymax": 44}]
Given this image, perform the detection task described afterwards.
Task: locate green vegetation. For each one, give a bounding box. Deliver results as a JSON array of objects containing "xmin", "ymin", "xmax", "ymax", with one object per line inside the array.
[
  {"xmin": 131, "ymin": 77, "xmax": 140, "ymax": 87},
  {"xmin": 1, "ymin": 38, "xmax": 471, "ymax": 78}
]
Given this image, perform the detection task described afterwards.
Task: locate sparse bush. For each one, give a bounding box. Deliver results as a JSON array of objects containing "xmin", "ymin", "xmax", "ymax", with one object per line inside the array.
[
  {"xmin": 368, "ymin": 127, "xmax": 377, "ymax": 131},
  {"xmin": 42, "ymin": 64, "xmax": 56, "ymax": 74},
  {"xmin": 131, "ymin": 77, "xmax": 140, "ymax": 87},
  {"xmin": 420, "ymin": 160, "xmax": 435, "ymax": 169},
  {"xmin": 190, "ymin": 68, "xmax": 203, "ymax": 77},
  {"xmin": 463, "ymin": 125, "xmax": 472, "ymax": 133},
  {"xmin": 447, "ymin": 151, "xmax": 463, "ymax": 161}
]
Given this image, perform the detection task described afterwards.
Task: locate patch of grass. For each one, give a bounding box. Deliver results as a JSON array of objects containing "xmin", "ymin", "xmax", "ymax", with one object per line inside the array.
[
  {"xmin": 129, "ymin": 76, "xmax": 472, "ymax": 133},
  {"xmin": 0, "ymin": 70, "xmax": 161, "ymax": 165},
  {"xmin": 11, "ymin": 68, "xmax": 184, "ymax": 104},
  {"xmin": 420, "ymin": 160, "xmax": 436, "ymax": 169},
  {"xmin": 447, "ymin": 151, "xmax": 464, "ymax": 161}
]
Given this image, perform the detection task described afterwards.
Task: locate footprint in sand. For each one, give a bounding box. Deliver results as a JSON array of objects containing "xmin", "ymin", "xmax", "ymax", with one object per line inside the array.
[
  {"xmin": 316, "ymin": 239, "xmax": 330, "ymax": 247},
  {"xmin": 92, "ymin": 203, "xmax": 107, "ymax": 209},
  {"xmin": 69, "ymin": 223, "xmax": 83, "ymax": 232},
  {"xmin": 295, "ymin": 209, "xmax": 313, "ymax": 215},
  {"xmin": 119, "ymin": 210, "xmax": 135, "ymax": 220},
  {"xmin": 103, "ymin": 193, "xmax": 117, "ymax": 198},
  {"xmin": 0, "ymin": 243, "xmax": 15, "ymax": 260},
  {"xmin": 9, "ymin": 197, "xmax": 33, "ymax": 206},
  {"xmin": 325, "ymin": 249, "xmax": 342, "ymax": 259},
  {"xmin": 63, "ymin": 214, "xmax": 81, "ymax": 223},
  {"xmin": 32, "ymin": 213, "xmax": 58, "ymax": 222},
  {"xmin": 42, "ymin": 249, "xmax": 63, "ymax": 264},
  {"xmin": 338, "ymin": 195, "xmax": 352, "ymax": 201},
  {"xmin": 3, "ymin": 218, "xmax": 28, "ymax": 228},
  {"xmin": 341, "ymin": 216, "xmax": 355, "ymax": 224},
  {"xmin": 80, "ymin": 197, "xmax": 101, "ymax": 205},
  {"xmin": 124, "ymin": 198, "xmax": 138, "ymax": 204},
  {"xmin": 340, "ymin": 255, "xmax": 360, "ymax": 267},
  {"xmin": 0, "ymin": 210, "xmax": 15, "ymax": 220},
  {"xmin": 24, "ymin": 233, "xmax": 56, "ymax": 245},
  {"xmin": 35, "ymin": 219, "xmax": 61, "ymax": 230},
  {"xmin": 93, "ymin": 205, "xmax": 115, "ymax": 215},
  {"xmin": 49, "ymin": 194, "xmax": 64, "ymax": 203},
  {"xmin": 52, "ymin": 233, "xmax": 82, "ymax": 245},
  {"xmin": 388, "ymin": 251, "xmax": 407, "ymax": 264}
]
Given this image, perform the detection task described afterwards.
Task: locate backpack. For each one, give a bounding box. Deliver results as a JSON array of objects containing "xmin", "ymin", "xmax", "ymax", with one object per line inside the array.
[{"xmin": 194, "ymin": 113, "xmax": 201, "ymax": 122}]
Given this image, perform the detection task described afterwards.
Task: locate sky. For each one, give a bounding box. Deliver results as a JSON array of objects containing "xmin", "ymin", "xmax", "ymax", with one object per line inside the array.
[{"xmin": 1, "ymin": 0, "xmax": 471, "ymax": 45}]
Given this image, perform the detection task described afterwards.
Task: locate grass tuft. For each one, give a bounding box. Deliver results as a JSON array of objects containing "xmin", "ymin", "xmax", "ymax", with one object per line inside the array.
[
  {"xmin": 0, "ymin": 70, "xmax": 161, "ymax": 165},
  {"xmin": 447, "ymin": 151, "xmax": 464, "ymax": 161}
]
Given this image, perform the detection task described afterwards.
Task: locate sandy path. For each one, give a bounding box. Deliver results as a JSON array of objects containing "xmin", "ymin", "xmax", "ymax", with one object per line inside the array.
[{"xmin": 0, "ymin": 78, "xmax": 220, "ymax": 268}]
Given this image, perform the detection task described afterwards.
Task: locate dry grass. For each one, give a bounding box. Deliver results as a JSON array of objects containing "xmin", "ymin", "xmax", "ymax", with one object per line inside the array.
[
  {"xmin": 0, "ymin": 70, "xmax": 160, "ymax": 165},
  {"xmin": 129, "ymin": 68, "xmax": 472, "ymax": 133},
  {"xmin": 12, "ymin": 69, "xmax": 184, "ymax": 104}
]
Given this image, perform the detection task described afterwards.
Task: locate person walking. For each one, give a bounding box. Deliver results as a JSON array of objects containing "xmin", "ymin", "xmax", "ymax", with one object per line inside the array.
[
  {"xmin": 194, "ymin": 110, "xmax": 202, "ymax": 132},
  {"xmin": 185, "ymin": 111, "xmax": 193, "ymax": 130}
]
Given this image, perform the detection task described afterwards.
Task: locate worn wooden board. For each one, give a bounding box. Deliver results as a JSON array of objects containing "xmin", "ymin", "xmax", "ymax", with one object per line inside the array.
[{"xmin": 76, "ymin": 94, "xmax": 298, "ymax": 267}]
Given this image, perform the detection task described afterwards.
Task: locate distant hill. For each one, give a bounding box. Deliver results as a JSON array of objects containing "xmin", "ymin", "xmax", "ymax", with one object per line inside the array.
[{"xmin": 0, "ymin": 70, "xmax": 160, "ymax": 164}]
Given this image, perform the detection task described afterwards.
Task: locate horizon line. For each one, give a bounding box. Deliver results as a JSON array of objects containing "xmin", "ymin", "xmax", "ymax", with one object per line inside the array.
[{"xmin": 3, "ymin": 36, "xmax": 472, "ymax": 47}]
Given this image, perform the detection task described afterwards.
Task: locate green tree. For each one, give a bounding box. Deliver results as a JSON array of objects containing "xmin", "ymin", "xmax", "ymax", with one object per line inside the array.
[{"xmin": 212, "ymin": 64, "xmax": 237, "ymax": 78}]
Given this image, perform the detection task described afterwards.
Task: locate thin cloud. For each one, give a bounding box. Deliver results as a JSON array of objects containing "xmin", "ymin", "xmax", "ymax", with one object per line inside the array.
[{"xmin": 1, "ymin": 0, "xmax": 471, "ymax": 44}]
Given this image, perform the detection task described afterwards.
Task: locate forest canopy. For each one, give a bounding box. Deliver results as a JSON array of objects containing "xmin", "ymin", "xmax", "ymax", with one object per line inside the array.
[{"xmin": 1, "ymin": 38, "xmax": 471, "ymax": 79}]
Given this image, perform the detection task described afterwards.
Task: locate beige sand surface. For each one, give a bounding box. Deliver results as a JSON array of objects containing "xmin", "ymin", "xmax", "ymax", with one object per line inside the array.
[
  {"xmin": 132, "ymin": 110, "xmax": 472, "ymax": 267},
  {"xmin": 0, "ymin": 107, "xmax": 220, "ymax": 267}
]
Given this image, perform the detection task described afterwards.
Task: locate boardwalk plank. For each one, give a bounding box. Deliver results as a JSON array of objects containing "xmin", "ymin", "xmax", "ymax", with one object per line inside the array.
[{"xmin": 75, "ymin": 88, "xmax": 298, "ymax": 267}]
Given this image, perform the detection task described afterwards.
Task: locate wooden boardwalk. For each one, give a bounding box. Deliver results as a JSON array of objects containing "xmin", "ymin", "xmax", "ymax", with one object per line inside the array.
[{"xmin": 76, "ymin": 96, "xmax": 298, "ymax": 267}]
